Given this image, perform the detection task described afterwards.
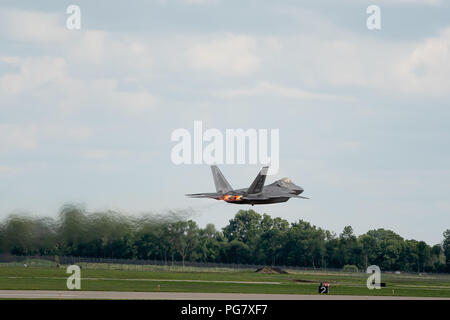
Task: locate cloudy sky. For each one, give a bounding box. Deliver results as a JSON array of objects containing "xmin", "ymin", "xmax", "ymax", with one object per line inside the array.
[{"xmin": 0, "ymin": 0, "xmax": 449, "ymax": 244}]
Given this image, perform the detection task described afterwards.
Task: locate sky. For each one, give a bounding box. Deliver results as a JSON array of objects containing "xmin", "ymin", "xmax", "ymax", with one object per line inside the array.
[{"xmin": 0, "ymin": 0, "xmax": 449, "ymax": 245}]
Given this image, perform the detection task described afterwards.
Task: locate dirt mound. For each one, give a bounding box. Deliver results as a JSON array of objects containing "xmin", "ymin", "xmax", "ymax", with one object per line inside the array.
[
  {"xmin": 255, "ymin": 266, "xmax": 288, "ymax": 274},
  {"xmin": 292, "ymin": 279, "xmax": 317, "ymax": 283}
]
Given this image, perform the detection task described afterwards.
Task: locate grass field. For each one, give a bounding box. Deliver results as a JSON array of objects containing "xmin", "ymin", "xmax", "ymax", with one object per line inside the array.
[{"xmin": 1, "ymin": 261, "xmax": 450, "ymax": 298}]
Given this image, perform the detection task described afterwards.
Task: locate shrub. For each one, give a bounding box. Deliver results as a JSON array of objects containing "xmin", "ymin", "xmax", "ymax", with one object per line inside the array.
[{"xmin": 343, "ymin": 264, "xmax": 358, "ymax": 272}]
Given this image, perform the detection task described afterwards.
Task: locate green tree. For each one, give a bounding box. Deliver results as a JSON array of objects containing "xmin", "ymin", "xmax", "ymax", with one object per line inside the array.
[
  {"xmin": 58, "ymin": 204, "xmax": 88, "ymax": 255},
  {"xmin": 443, "ymin": 230, "xmax": 450, "ymax": 272},
  {"xmin": 338, "ymin": 226, "xmax": 358, "ymax": 266},
  {"xmin": 282, "ymin": 220, "xmax": 325, "ymax": 267},
  {"xmin": 223, "ymin": 210, "xmax": 262, "ymax": 245},
  {"xmin": 359, "ymin": 234, "xmax": 378, "ymax": 270},
  {"xmin": 0, "ymin": 207, "xmax": 448, "ymax": 274},
  {"xmin": 257, "ymin": 216, "xmax": 289, "ymax": 265},
  {"xmin": 196, "ymin": 224, "xmax": 226, "ymax": 262},
  {"xmin": 225, "ymin": 239, "xmax": 251, "ymax": 264},
  {"xmin": 167, "ymin": 220, "xmax": 199, "ymax": 266}
]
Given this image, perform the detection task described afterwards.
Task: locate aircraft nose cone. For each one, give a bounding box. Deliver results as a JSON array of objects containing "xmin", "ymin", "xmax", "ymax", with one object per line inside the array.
[{"xmin": 293, "ymin": 185, "xmax": 304, "ymax": 195}]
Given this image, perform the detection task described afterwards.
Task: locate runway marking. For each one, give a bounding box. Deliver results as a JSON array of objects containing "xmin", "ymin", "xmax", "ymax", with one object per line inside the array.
[{"xmin": 0, "ymin": 293, "xmax": 76, "ymax": 298}]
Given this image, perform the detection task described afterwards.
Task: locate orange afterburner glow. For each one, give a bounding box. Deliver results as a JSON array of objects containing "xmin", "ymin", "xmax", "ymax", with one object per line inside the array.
[{"xmin": 222, "ymin": 195, "xmax": 243, "ymax": 202}]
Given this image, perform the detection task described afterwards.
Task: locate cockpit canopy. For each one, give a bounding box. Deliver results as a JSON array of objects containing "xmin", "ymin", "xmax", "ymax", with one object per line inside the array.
[
  {"xmin": 277, "ymin": 177, "xmax": 293, "ymax": 187},
  {"xmin": 274, "ymin": 177, "xmax": 303, "ymax": 194}
]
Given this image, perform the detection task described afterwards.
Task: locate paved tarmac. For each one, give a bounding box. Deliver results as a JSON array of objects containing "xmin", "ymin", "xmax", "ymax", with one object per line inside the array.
[{"xmin": 0, "ymin": 290, "xmax": 448, "ymax": 300}]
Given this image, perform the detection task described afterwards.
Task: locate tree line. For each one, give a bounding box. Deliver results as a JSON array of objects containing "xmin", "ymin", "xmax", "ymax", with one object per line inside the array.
[{"xmin": 0, "ymin": 204, "xmax": 449, "ymax": 273}]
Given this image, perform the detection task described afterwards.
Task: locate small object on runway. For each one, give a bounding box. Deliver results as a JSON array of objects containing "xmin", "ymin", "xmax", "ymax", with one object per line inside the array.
[{"xmin": 318, "ymin": 282, "xmax": 330, "ymax": 294}]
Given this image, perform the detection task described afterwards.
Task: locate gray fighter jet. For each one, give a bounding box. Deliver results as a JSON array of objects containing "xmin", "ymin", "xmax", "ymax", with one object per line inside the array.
[{"xmin": 186, "ymin": 165, "xmax": 308, "ymax": 205}]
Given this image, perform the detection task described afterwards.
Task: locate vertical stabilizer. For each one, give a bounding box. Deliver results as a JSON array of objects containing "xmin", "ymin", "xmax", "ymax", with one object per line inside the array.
[
  {"xmin": 211, "ymin": 165, "xmax": 233, "ymax": 194},
  {"xmin": 247, "ymin": 166, "xmax": 269, "ymax": 194}
]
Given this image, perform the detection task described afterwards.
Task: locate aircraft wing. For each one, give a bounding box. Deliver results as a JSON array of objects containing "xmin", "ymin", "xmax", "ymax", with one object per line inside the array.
[
  {"xmin": 243, "ymin": 194, "xmax": 308, "ymax": 201},
  {"xmin": 185, "ymin": 192, "xmax": 223, "ymax": 199},
  {"xmin": 286, "ymin": 194, "xmax": 309, "ymax": 199}
]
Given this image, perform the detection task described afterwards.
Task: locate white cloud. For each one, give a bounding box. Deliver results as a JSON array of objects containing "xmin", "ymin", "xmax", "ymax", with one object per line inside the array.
[
  {"xmin": 371, "ymin": 0, "xmax": 441, "ymax": 5},
  {"xmin": 0, "ymin": 8, "xmax": 158, "ymax": 121},
  {"xmin": 0, "ymin": 122, "xmax": 96, "ymax": 155},
  {"xmin": 0, "ymin": 8, "xmax": 154, "ymax": 74},
  {"xmin": 0, "ymin": 9, "xmax": 66, "ymax": 43},
  {"xmin": 266, "ymin": 5, "xmax": 450, "ymax": 97},
  {"xmin": 79, "ymin": 148, "xmax": 131, "ymax": 160},
  {"xmin": 0, "ymin": 165, "xmax": 17, "ymax": 176},
  {"xmin": 0, "ymin": 124, "xmax": 38, "ymax": 152},
  {"xmin": 215, "ymin": 81, "xmax": 355, "ymax": 102},
  {"xmin": 65, "ymin": 77, "xmax": 158, "ymax": 114},
  {"xmin": 38, "ymin": 125, "xmax": 94, "ymax": 142},
  {"xmin": 434, "ymin": 200, "xmax": 450, "ymax": 210},
  {"xmin": 4, "ymin": 7, "xmax": 448, "ymax": 99},
  {"xmin": 263, "ymin": 27, "xmax": 450, "ymax": 96},
  {"xmin": 67, "ymin": 31, "xmax": 154, "ymax": 72},
  {"xmin": 70, "ymin": 30, "xmax": 108, "ymax": 63},
  {"xmin": 187, "ymin": 34, "xmax": 260, "ymax": 76},
  {"xmin": 0, "ymin": 54, "xmax": 157, "ymax": 116},
  {"xmin": 179, "ymin": 0, "xmax": 218, "ymax": 4},
  {"xmin": 0, "ymin": 56, "xmax": 66, "ymax": 95},
  {"xmin": 395, "ymin": 27, "xmax": 450, "ymax": 95}
]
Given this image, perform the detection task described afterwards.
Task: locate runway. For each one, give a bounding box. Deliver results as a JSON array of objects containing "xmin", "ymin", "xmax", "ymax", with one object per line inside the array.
[{"xmin": 0, "ymin": 290, "xmax": 448, "ymax": 300}]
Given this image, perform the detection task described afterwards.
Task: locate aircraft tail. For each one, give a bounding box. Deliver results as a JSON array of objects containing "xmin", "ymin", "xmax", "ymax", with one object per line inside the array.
[
  {"xmin": 211, "ymin": 165, "xmax": 233, "ymax": 194},
  {"xmin": 247, "ymin": 166, "xmax": 269, "ymax": 194}
]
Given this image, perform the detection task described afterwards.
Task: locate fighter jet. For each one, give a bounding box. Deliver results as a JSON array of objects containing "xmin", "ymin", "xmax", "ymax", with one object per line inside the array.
[{"xmin": 186, "ymin": 165, "xmax": 308, "ymax": 205}]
